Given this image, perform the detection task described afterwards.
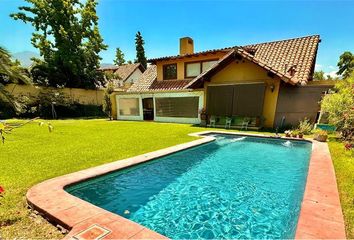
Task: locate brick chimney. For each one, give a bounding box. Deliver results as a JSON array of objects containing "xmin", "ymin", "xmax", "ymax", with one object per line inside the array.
[{"xmin": 180, "ymin": 37, "xmax": 194, "ymax": 55}]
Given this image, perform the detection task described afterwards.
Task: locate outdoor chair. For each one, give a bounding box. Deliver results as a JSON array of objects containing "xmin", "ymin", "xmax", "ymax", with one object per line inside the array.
[
  {"xmin": 241, "ymin": 117, "xmax": 250, "ymax": 130},
  {"xmin": 225, "ymin": 117, "xmax": 232, "ymax": 129},
  {"xmin": 208, "ymin": 115, "xmax": 216, "ymax": 128}
]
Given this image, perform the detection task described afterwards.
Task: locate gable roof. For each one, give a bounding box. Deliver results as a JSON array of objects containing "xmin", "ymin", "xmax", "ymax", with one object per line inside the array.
[
  {"xmin": 242, "ymin": 35, "xmax": 320, "ymax": 84},
  {"xmin": 129, "ymin": 35, "xmax": 320, "ymax": 92},
  {"xmin": 113, "ymin": 63, "xmax": 145, "ymax": 82},
  {"xmin": 128, "ymin": 65, "xmax": 193, "ymax": 92},
  {"xmin": 128, "ymin": 65, "xmax": 157, "ymax": 92},
  {"xmin": 185, "ymin": 43, "xmax": 309, "ymax": 88}
]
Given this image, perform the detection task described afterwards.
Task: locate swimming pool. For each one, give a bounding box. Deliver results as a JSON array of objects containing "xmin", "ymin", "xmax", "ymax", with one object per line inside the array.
[{"xmin": 67, "ymin": 134, "xmax": 312, "ymax": 239}]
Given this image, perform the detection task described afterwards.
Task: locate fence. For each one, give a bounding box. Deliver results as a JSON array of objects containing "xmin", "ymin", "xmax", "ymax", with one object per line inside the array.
[{"xmin": 4, "ymin": 84, "xmax": 104, "ymax": 105}]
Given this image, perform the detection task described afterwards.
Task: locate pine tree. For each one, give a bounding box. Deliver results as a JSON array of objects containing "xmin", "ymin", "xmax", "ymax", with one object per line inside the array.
[
  {"xmin": 11, "ymin": 0, "xmax": 107, "ymax": 89},
  {"xmin": 102, "ymin": 80, "xmax": 114, "ymax": 120},
  {"xmin": 134, "ymin": 31, "xmax": 147, "ymax": 69},
  {"xmin": 114, "ymin": 48, "xmax": 126, "ymax": 66}
]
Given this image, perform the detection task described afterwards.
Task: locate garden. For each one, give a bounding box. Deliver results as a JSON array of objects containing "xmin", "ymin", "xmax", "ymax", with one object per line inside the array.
[
  {"xmin": 0, "ymin": 0, "xmax": 353, "ymax": 238},
  {"xmin": 0, "ymin": 117, "xmax": 353, "ymax": 238}
]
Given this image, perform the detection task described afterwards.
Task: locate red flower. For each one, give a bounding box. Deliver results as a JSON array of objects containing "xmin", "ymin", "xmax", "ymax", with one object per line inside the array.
[
  {"xmin": 0, "ymin": 186, "xmax": 4, "ymax": 194},
  {"xmin": 344, "ymin": 143, "xmax": 353, "ymax": 151}
]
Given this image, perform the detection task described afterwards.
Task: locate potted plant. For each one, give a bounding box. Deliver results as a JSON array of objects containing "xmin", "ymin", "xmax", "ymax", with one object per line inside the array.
[
  {"xmin": 292, "ymin": 130, "xmax": 299, "ymax": 138},
  {"xmin": 314, "ymin": 130, "xmax": 328, "ymax": 142},
  {"xmin": 284, "ymin": 130, "xmax": 292, "ymax": 137},
  {"xmin": 298, "ymin": 130, "xmax": 304, "ymax": 139}
]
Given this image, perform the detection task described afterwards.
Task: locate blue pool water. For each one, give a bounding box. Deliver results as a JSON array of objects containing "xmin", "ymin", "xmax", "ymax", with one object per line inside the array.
[{"xmin": 67, "ymin": 134, "xmax": 312, "ymax": 239}]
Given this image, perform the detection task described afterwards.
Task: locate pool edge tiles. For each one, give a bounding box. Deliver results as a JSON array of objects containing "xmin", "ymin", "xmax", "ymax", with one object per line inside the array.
[{"xmin": 26, "ymin": 131, "xmax": 346, "ymax": 239}]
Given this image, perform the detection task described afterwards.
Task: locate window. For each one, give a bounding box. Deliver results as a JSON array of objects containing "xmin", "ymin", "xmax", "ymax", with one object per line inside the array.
[
  {"xmin": 185, "ymin": 60, "xmax": 219, "ymax": 78},
  {"xmin": 118, "ymin": 98, "xmax": 140, "ymax": 116},
  {"xmin": 155, "ymin": 97, "xmax": 199, "ymax": 118},
  {"xmin": 186, "ymin": 62, "xmax": 201, "ymax": 78},
  {"xmin": 202, "ymin": 60, "xmax": 218, "ymax": 72},
  {"xmin": 163, "ymin": 64, "xmax": 177, "ymax": 80}
]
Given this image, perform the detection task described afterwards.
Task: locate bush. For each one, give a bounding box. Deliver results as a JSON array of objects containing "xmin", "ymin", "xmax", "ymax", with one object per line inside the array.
[
  {"xmin": 102, "ymin": 81, "xmax": 114, "ymax": 120},
  {"xmin": 0, "ymin": 101, "xmax": 16, "ymax": 119},
  {"xmin": 298, "ymin": 118, "xmax": 313, "ymax": 135},
  {"xmin": 52, "ymin": 104, "xmax": 105, "ymax": 118},
  {"xmin": 3, "ymin": 89, "xmax": 105, "ymax": 119},
  {"xmin": 321, "ymin": 74, "xmax": 354, "ymax": 142},
  {"xmin": 313, "ymin": 129, "xmax": 328, "ymax": 136}
]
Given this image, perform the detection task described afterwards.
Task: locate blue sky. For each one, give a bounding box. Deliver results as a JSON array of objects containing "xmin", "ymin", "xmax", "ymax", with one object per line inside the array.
[{"xmin": 1, "ymin": 0, "xmax": 354, "ymax": 76}]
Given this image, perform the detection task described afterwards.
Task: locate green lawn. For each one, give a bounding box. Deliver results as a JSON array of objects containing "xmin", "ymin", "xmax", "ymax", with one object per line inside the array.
[
  {"xmin": 328, "ymin": 136, "xmax": 354, "ymax": 238},
  {"xmin": 0, "ymin": 119, "xmax": 352, "ymax": 238}
]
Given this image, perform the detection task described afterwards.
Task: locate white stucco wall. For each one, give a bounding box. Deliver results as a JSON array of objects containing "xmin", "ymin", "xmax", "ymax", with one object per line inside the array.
[
  {"xmin": 116, "ymin": 91, "xmax": 204, "ymax": 124},
  {"xmin": 125, "ymin": 69, "xmax": 143, "ymax": 84}
]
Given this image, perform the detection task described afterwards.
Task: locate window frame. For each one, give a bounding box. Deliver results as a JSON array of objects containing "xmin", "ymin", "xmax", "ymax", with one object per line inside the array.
[
  {"xmin": 202, "ymin": 60, "xmax": 218, "ymax": 72},
  {"xmin": 163, "ymin": 63, "xmax": 178, "ymax": 80},
  {"xmin": 118, "ymin": 97, "xmax": 140, "ymax": 116},
  {"xmin": 155, "ymin": 96, "xmax": 199, "ymax": 118},
  {"xmin": 184, "ymin": 59, "xmax": 219, "ymax": 78}
]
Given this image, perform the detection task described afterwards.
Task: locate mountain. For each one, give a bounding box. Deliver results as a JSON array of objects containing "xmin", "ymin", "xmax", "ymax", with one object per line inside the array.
[
  {"xmin": 12, "ymin": 51, "xmax": 40, "ymax": 67},
  {"xmin": 100, "ymin": 63, "xmax": 116, "ymax": 69}
]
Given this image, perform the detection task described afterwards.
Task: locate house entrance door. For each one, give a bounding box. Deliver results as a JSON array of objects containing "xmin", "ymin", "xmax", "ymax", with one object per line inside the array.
[{"xmin": 142, "ymin": 98, "xmax": 154, "ymax": 120}]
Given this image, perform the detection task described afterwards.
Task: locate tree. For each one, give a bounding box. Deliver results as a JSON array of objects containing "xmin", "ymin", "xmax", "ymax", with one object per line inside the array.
[
  {"xmin": 314, "ymin": 71, "xmax": 325, "ymax": 80},
  {"xmin": 114, "ymin": 48, "xmax": 125, "ymax": 66},
  {"xmin": 11, "ymin": 0, "xmax": 107, "ymax": 89},
  {"xmin": 134, "ymin": 31, "xmax": 147, "ymax": 69},
  {"xmin": 337, "ymin": 51, "xmax": 354, "ymax": 79},
  {"xmin": 102, "ymin": 79, "xmax": 114, "ymax": 120},
  {"xmin": 321, "ymin": 73, "xmax": 354, "ymax": 142},
  {"xmin": 0, "ymin": 47, "xmax": 31, "ymax": 106}
]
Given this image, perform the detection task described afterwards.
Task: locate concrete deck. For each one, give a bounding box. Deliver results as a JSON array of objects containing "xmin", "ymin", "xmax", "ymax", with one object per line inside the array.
[{"xmin": 26, "ymin": 131, "xmax": 346, "ymax": 239}]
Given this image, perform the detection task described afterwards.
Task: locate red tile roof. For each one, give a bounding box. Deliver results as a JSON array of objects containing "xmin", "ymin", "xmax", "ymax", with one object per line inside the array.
[
  {"xmin": 128, "ymin": 65, "xmax": 157, "ymax": 92},
  {"xmin": 101, "ymin": 63, "xmax": 145, "ymax": 88},
  {"xmin": 243, "ymin": 35, "xmax": 320, "ymax": 84},
  {"xmin": 129, "ymin": 35, "xmax": 320, "ymax": 92},
  {"xmin": 114, "ymin": 63, "xmax": 145, "ymax": 82},
  {"xmin": 128, "ymin": 65, "xmax": 191, "ymax": 92},
  {"xmin": 149, "ymin": 79, "xmax": 192, "ymax": 91}
]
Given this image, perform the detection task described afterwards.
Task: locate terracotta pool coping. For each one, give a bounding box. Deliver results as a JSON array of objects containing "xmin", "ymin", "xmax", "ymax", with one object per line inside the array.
[{"xmin": 26, "ymin": 131, "xmax": 346, "ymax": 239}]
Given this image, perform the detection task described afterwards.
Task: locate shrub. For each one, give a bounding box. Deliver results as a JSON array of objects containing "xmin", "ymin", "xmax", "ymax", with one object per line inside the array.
[
  {"xmin": 292, "ymin": 129, "xmax": 299, "ymax": 137},
  {"xmin": 313, "ymin": 129, "xmax": 328, "ymax": 142},
  {"xmin": 298, "ymin": 118, "xmax": 313, "ymax": 135},
  {"xmin": 313, "ymin": 129, "xmax": 328, "ymax": 136},
  {"xmin": 0, "ymin": 101, "xmax": 16, "ymax": 119},
  {"xmin": 321, "ymin": 74, "xmax": 354, "ymax": 142},
  {"xmin": 284, "ymin": 130, "xmax": 292, "ymax": 137},
  {"xmin": 102, "ymin": 81, "xmax": 114, "ymax": 120},
  {"xmin": 7, "ymin": 90, "xmax": 105, "ymax": 119}
]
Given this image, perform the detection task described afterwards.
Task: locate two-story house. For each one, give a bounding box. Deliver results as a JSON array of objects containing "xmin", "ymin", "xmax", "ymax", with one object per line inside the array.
[
  {"xmin": 101, "ymin": 63, "xmax": 145, "ymax": 89},
  {"xmin": 111, "ymin": 36, "xmax": 334, "ymax": 129}
]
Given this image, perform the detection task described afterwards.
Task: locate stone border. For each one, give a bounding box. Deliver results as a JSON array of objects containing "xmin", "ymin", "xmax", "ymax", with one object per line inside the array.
[{"xmin": 26, "ymin": 131, "xmax": 346, "ymax": 239}]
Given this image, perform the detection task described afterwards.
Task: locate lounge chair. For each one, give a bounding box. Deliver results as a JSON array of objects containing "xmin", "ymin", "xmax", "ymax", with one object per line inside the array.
[
  {"xmin": 225, "ymin": 117, "xmax": 232, "ymax": 129},
  {"xmin": 241, "ymin": 117, "xmax": 250, "ymax": 130},
  {"xmin": 208, "ymin": 115, "xmax": 216, "ymax": 128}
]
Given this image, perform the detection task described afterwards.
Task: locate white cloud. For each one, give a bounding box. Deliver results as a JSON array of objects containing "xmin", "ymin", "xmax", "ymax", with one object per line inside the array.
[
  {"xmin": 314, "ymin": 64, "xmax": 341, "ymax": 79},
  {"xmin": 315, "ymin": 64, "xmax": 322, "ymax": 71},
  {"xmin": 324, "ymin": 70, "xmax": 339, "ymax": 79}
]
